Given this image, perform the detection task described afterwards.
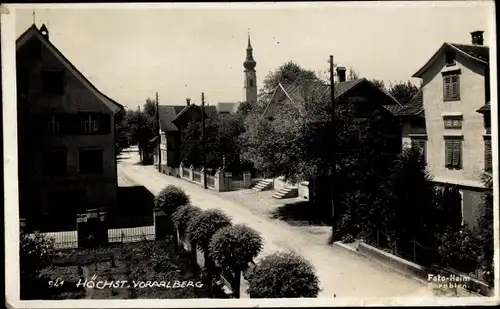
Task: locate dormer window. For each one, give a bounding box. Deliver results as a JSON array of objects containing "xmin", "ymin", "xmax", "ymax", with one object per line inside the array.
[{"xmin": 445, "ymin": 51, "xmax": 456, "ymax": 66}]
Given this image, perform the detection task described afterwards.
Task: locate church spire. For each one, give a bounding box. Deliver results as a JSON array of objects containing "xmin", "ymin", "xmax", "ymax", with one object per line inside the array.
[{"xmin": 243, "ymin": 30, "xmax": 256, "ymax": 71}]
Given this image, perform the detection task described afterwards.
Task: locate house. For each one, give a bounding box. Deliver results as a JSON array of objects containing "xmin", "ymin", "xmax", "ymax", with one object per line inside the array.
[
  {"xmin": 260, "ymin": 67, "xmax": 404, "ymax": 199},
  {"xmin": 153, "ymin": 99, "xmax": 217, "ymax": 174},
  {"xmin": 398, "ymin": 30, "xmax": 491, "ymax": 227},
  {"xmin": 16, "ymin": 24, "xmax": 123, "ymax": 233},
  {"xmin": 217, "ymin": 102, "xmax": 241, "ymax": 115}
]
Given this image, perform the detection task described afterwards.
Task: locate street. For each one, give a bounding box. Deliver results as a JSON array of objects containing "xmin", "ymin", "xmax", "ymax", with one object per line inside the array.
[{"xmin": 118, "ymin": 150, "xmax": 435, "ymax": 298}]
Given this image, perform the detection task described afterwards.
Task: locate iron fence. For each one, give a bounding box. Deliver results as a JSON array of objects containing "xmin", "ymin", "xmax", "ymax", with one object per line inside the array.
[
  {"xmin": 108, "ymin": 226, "xmax": 155, "ymax": 244},
  {"xmin": 25, "ymin": 231, "xmax": 79, "ymax": 250},
  {"xmin": 359, "ymin": 224, "xmax": 486, "ymax": 282},
  {"xmin": 182, "ymin": 167, "xmax": 190, "ymax": 178},
  {"xmin": 232, "ymin": 180, "xmax": 245, "ymax": 190},
  {"xmin": 207, "ymin": 175, "xmax": 215, "ymax": 188}
]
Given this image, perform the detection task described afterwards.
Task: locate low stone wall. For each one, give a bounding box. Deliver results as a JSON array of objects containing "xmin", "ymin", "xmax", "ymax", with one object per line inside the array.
[{"xmin": 358, "ymin": 242, "xmax": 492, "ymax": 296}]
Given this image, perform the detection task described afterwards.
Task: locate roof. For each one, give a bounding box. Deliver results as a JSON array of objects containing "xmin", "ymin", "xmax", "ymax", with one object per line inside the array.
[
  {"xmin": 413, "ymin": 42, "xmax": 489, "ymax": 78},
  {"xmin": 263, "ymin": 78, "xmax": 403, "ymax": 118},
  {"xmin": 396, "ymin": 89, "xmax": 425, "ymax": 117},
  {"xmin": 158, "ymin": 104, "xmax": 217, "ymax": 132},
  {"xmin": 217, "ymin": 102, "xmax": 241, "ymax": 113},
  {"xmin": 16, "ymin": 24, "xmax": 124, "ymax": 113},
  {"xmin": 158, "ymin": 105, "xmax": 186, "ymax": 132}
]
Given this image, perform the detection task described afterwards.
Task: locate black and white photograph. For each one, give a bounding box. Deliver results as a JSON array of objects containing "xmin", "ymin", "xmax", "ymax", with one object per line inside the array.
[{"xmin": 2, "ymin": 1, "xmax": 498, "ymax": 307}]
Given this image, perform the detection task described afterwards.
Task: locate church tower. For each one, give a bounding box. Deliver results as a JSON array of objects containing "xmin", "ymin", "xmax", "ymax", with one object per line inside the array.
[{"xmin": 243, "ymin": 33, "xmax": 257, "ymax": 104}]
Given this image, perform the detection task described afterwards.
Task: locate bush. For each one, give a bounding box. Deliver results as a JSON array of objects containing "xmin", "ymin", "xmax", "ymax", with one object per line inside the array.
[
  {"xmin": 247, "ymin": 251, "xmax": 320, "ymax": 298},
  {"xmin": 186, "ymin": 209, "xmax": 232, "ymax": 248},
  {"xmin": 437, "ymin": 227, "xmax": 481, "ymax": 273},
  {"xmin": 475, "ymin": 173, "xmax": 494, "ymax": 286},
  {"xmin": 172, "ymin": 205, "xmax": 202, "ymax": 236},
  {"xmin": 154, "ymin": 185, "xmax": 190, "ymax": 216},
  {"xmin": 209, "ymin": 224, "xmax": 263, "ymax": 270}
]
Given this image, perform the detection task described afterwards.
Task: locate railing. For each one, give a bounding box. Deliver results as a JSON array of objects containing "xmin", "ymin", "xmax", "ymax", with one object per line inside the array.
[
  {"xmin": 193, "ymin": 171, "xmax": 202, "ymax": 183},
  {"xmin": 182, "ymin": 167, "xmax": 190, "ymax": 178},
  {"xmin": 232, "ymin": 180, "xmax": 245, "ymax": 190},
  {"xmin": 26, "ymin": 231, "xmax": 78, "ymax": 249},
  {"xmin": 207, "ymin": 175, "xmax": 215, "ymax": 188},
  {"xmin": 108, "ymin": 226, "xmax": 155, "ymax": 243}
]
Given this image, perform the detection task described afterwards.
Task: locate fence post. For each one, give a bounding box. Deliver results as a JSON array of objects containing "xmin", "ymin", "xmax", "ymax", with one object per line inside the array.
[
  {"xmin": 189, "ymin": 165, "xmax": 195, "ymax": 181},
  {"xmin": 200, "ymin": 168, "xmax": 206, "ymax": 188},
  {"xmin": 243, "ymin": 172, "xmax": 252, "ymax": 189},
  {"xmin": 215, "ymin": 169, "xmax": 223, "ymax": 192},
  {"xmin": 225, "ymin": 172, "xmax": 233, "ymax": 191}
]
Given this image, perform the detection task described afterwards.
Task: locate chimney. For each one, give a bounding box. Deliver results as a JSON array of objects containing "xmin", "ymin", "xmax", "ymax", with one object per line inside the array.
[
  {"xmin": 471, "ymin": 31, "xmax": 484, "ymax": 45},
  {"xmin": 40, "ymin": 24, "xmax": 49, "ymax": 40},
  {"xmin": 186, "ymin": 98, "xmax": 191, "ymax": 106},
  {"xmin": 336, "ymin": 66, "xmax": 346, "ymax": 83}
]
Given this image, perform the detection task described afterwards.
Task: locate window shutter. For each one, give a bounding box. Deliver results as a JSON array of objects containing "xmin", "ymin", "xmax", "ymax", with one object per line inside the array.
[
  {"xmin": 451, "ymin": 76, "xmax": 459, "ymax": 98},
  {"xmin": 444, "ymin": 76, "xmax": 451, "ymax": 99},
  {"xmin": 485, "ymin": 140, "xmax": 492, "ymax": 170},
  {"xmin": 445, "ymin": 140, "xmax": 453, "ymax": 166},
  {"xmin": 452, "ymin": 139, "xmax": 461, "ymax": 167}
]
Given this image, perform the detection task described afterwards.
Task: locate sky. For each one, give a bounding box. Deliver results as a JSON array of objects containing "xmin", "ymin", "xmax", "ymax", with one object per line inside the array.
[{"xmin": 13, "ymin": 2, "xmax": 494, "ymax": 109}]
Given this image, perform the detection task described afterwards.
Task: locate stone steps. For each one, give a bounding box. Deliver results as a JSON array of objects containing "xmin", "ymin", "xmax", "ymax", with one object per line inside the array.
[
  {"xmin": 252, "ymin": 179, "xmax": 273, "ymax": 192},
  {"xmin": 272, "ymin": 187, "xmax": 299, "ymax": 199}
]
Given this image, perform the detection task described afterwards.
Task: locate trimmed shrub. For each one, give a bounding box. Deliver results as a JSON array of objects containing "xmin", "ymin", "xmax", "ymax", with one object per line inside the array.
[
  {"xmin": 154, "ymin": 185, "xmax": 190, "ymax": 216},
  {"xmin": 247, "ymin": 251, "xmax": 320, "ymax": 298},
  {"xmin": 210, "ymin": 224, "xmax": 263, "ymax": 298},
  {"xmin": 172, "ymin": 205, "xmax": 202, "ymax": 236},
  {"xmin": 186, "ymin": 209, "xmax": 232, "ymax": 248},
  {"xmin": 437, "ymin": 227, "xmax": 482, "ymax": 273},
  {"xmin": 210, "ymin": 224, "xmax": 263, "ymax": 270}
]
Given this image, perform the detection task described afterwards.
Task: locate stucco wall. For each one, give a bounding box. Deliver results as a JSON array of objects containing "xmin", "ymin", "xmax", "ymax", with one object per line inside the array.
[
  {"xmin": 420, "ymin": 51, "xmax": 488, "ymax": 185},
  {"xmin": 18, "ymin": 36, "xmax": 117, "ymax": 215}
]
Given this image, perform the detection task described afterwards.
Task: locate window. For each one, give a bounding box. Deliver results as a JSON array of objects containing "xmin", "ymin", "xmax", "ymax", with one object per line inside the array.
[
  {"xmin": 79, "ymin": 149, "xmax": 103, "ymax": 174},
  {"xmin": 443, "ymin": 74, "xmax": 460, "ymax": 100},
  {"xmin": 443, "ymin": 116, "xmax": 463, "ymax": 129},
  {"xmin": 485, "ymin": 138, "xmax": 492, "ymax": 171},
  {"xmin": 47, "ymin": 115, "xmax": 61, "ymax": 134},
  {"xmin": 42, "ymin": 70, "xmax": 64, "ymax": 95},
  {"xmin": 42, "ymin": 150, "xmax": 67, "ymax": 175},
  {"xmin": 249, "ymin": 79, "xmax": 254, "ymax": 87},
  {"xmin": 445, "ymin": 51, "xmax": 456, "ymax": 66},
  {"xmin": 445, "ymin": 138, "xmax": 462, "ymax": 169},
  {"xmin": 411, "ymin": 138, "xmax": 427, "ymax": 162},
  {"xmin": 80, "ymin": 113, "xmax": 100, "ymax": 134}
]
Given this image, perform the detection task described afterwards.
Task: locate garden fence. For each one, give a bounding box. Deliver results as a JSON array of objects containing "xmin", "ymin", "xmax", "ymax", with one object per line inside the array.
[
  {"xmin": 359, "ymin": 224, "xmax": 485, "ymax": 282},
  {"xmin": 26, "ymin": 231, "xmax": 79, "ymax": 249}
]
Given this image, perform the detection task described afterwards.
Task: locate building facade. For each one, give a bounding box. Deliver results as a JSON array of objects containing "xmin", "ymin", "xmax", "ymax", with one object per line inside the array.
[
  {"xmin": 400, "ymin": 31, "xmax": 491, "ymax": 227},
  {"xmin": 16, "ymin": 24, "xmax": 123, "ymax": 232}
]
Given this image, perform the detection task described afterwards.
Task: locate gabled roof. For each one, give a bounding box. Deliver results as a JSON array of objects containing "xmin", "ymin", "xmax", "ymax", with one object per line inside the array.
[
  {"xmin": 262, "ymin": 78, "xmax": 403, "ymax": 118},
  {"xmin": 16, "ymin": 24, "xmax": 123, "ymax": 114},
  {"xmin": 158, "ymin": 105, "xmax": 186, "ymax": 132},
  {"xmin": 158, "ymin": 104, "xmax": 217, "ymax": 132},
  {"xmin": 413, "ymin": 42, "xmax": 489, "ymax": 78},
  {"xmin": 217, "ymin": 102, "xmax": 241, "ymax": 113},
  {"xmin": 396, "ymin": 89, "xmax": 425, "ymax": 117}
]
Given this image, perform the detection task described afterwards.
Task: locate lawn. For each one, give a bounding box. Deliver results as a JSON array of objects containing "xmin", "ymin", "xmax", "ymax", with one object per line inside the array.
[{"xmin": 36, "ymin": 239, "xmax": 209, "ymax": 299}]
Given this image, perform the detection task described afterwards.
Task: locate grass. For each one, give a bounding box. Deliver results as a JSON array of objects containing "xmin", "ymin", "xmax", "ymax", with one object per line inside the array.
[{"xmin": 35, "ymin": 239, "xmax": 209, "ymax": 299}]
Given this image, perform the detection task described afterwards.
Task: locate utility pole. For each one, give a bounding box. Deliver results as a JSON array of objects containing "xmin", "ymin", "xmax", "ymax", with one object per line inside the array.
[
  {"xmin": 156, "ymin": 92, "xmax": 161, "ymax": 172},
  {"xmin": 201, "ymin": 92, "xmax": 207, "ymax": 189},
  {"xmin": 329, "ymin": 55, "xmax": 336, "ymax": 240}
]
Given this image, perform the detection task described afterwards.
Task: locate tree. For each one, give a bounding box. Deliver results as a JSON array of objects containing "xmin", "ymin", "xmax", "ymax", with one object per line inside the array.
[
  {"xmin": 348, "ymin": 67, "xmax": 359, "ymax": 81},
  {"xmin": 20, "ymin": 232, "xmax": 56, "ymax": 299},
  {"xmin": 247, "ymin": 251, "xmax": 320, "ymax": 298},
  {"xmin": 171, "ymin": 204, "xmax": 202, "ymax": 237},
  {"xmin": 371, "ymin": 79, "xmax": 386, "ymax": 90},
  {"xmin": 186, "ymin": 209, "xmax": 232, "ymax": 295},
  {"xmin": 387, "ymin": 81, "xmax": 419, "ymax": 106},
  {"xmin": 143, "ymin": 98, "xmax": 157, "ymax": 119},
  {"xmin": 154, "ymin": 185, "xmax": 190, "ymax": 217},
  {"xmin": 475, "ymin": 173, "xmax": 494, "ymax": 285},
  {"xmin": 209, "ymin": 225, "xmax": 263, "ymax": 298}
]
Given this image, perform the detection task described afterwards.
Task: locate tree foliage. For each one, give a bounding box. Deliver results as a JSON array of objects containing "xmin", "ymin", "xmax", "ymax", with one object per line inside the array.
[
  {"xmin": 186, "ymin": 209, "xmax": 232, "ymax": 248},
  {"xmin": 154, "ymin": 185, "xmax": 190, "ymax": 216},
  {"xmin": 475, "ymin": 173, "xmax": 494, "ymax": 285},
  {"xmin": 209, "ymin": 224, "xmax": 263, "ymax": 270},
  {"xmin": 171, "ymin": 204, "xmax": 203, "ymax": 236},
  {"xmin": 370, "ymin": 80, "xmax": 419, "ymax": 106},
  {"xmin": 247, "ymin": 251, "xmax": 320, "ymax": 298}
]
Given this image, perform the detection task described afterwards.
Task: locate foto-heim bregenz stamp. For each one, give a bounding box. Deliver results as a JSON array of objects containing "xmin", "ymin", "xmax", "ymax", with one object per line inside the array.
[
  {"xmin": 75, "ymin": 275, "xmax": 204, "ymax": 289},
  {"xmin": 427, "ymin": 274, "xmax": 471, "ymax": 290}
]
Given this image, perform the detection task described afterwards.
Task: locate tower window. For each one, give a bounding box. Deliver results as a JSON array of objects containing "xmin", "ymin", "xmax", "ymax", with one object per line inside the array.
[{"xmin": 249, "ymin": 79, "xmax": 254, "ymax": 87}]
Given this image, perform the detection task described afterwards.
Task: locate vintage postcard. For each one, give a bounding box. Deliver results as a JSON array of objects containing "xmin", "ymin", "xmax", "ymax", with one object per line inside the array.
[{"xmin": 2, "ymin": 1, "xmax": 499, "ymax": 307}]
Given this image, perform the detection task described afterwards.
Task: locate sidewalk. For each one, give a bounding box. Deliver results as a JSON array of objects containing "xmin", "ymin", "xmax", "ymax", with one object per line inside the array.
[{"xmin": 118, "ymin": 154, "xmax": 435, "ymax": 298}]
